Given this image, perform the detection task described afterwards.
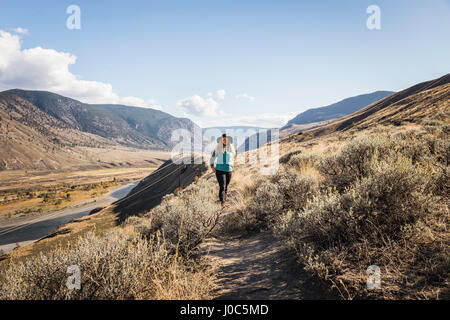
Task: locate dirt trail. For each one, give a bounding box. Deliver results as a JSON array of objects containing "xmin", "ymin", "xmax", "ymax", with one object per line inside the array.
[{"xmin": 200, "ymin": 231, "xmax": 331, "ymax": 300}]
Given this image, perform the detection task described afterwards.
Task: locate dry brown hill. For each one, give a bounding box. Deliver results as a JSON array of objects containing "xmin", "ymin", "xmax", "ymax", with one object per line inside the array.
[
  {"xmin": 113, "ymin": 156, "xmax": 208, "ymax": 222},
  {"xmin": 282, "ymin": 73, "xmax": 450, "ymax": 144},
  {"xmin": 0, "ymin": 89, "xmax": 198, "ymax": 170}
]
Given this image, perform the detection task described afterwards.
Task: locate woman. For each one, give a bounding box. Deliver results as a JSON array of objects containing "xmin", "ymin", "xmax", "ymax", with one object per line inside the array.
[{"xmin": 210, "ymin": 134, "xmax": 236, "ymax": 204}]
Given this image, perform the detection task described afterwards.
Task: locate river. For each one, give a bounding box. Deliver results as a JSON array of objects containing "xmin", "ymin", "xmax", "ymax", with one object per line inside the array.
[{"xmin": 0, "ymin": 181, "xmax": 138, "ymax": 254}]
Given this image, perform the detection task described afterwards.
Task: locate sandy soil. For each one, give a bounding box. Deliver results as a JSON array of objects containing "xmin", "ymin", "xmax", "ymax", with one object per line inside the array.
[{"xmin": 201, "ymin": 232, "xmax": 333, "ymax": 300}]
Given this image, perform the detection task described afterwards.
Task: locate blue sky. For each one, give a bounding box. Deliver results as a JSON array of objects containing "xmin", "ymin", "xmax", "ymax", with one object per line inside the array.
[{"xmin": 0, "ymin": 0, "xmax": 449, "ymax": 127}]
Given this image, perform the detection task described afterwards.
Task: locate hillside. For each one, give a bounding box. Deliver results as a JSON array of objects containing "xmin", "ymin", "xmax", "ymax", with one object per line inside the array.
[
  {"xmin": 0, "ymin": 89, "xmax": 198, "ymax": 170},
  {"xmin": 1, "ymin": 74, "xmax": 448, "ymax": 300},
  {"xmin": 283, "ymin": 90, "xmax": 394, "ymax": 129},
  {"xmin": 282, "ymin": 73, "xmax": 450, "ymax": 145},
  {"xmin": 0, "ymin": 89, "xmax": 197, "ymax": 148},
  {"xmin": 113, "ymin": 156, "xmax": 208, "ymax": 222}
]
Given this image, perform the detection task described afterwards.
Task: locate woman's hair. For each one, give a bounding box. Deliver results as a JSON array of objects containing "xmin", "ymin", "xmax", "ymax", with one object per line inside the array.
[
  {"xmin": 215, "ymin": 138, "xmax": 236, "ymax": 154},
  {"xmin": 216, "ymin": 134, "xmax": 234, "ymax": 144}
]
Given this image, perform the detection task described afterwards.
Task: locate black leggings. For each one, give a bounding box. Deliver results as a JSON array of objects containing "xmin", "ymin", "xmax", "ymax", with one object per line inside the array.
[{"xmin": 215, "ymin": 170, "xmax": 232, "ymax": 202}]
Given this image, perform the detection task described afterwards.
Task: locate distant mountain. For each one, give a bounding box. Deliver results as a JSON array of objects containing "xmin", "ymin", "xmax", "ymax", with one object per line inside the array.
[
  {"xmin": 281, "ymin": 73, "xmax": 450, "ymax": 144},
  {"xmin": 283, "ymin": 91, "xmax": 394, "ymax": 129},
  {"xmin": 202, "ymin": 126, "xmax": 272, "ymax": 153},
  {"xmin": 203, "ymin": 126, "xmax": 268, "ymax": 133},
  {"xmin": 0, "ymin": 89, "xmax": 199, "ymax": 170},
  {"xmin": 0, "ymin": 89, "xmax": 197, "ymax": 149}
]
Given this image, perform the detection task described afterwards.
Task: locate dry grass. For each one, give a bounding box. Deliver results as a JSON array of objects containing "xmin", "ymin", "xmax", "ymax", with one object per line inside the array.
[
  {"xmin": 0, "ymin": 166, "xmax": 226, "ymax": 299},
  {"xmin": 217, "ymin": 102, "xmax": 449, "ymax": 300},
  {"xmin": 0, "ymin": 226, "xmax": 216, "ymax": 299},
  {"xmin": 269, "ymin": 119, "xmax": 449, "ymax": 299},
  {"xmin": 1, "ymin": 81, "xmax": 447, "ymax": 300},
  {"xmin": 0, "ymin": 181, "xmax": 119, "ymax": 221},
  {"xmin": 140, "ymin": 174, "xmax": 223, "ymax": 255},
  {"xmin": 0, "ymin": 158, "xmax": 220, "ymax": 300}
]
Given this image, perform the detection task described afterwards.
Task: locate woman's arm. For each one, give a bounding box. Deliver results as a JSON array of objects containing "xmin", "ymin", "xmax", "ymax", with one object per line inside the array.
[{"xmin": 210, "ymin": 146, "xmax": 218, "ymax": 171}]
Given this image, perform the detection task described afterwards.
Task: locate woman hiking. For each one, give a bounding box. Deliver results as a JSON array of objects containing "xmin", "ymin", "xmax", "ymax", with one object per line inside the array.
[{"xmin": 210, "ymin": 134, "xmax": 236, "ymax": 204}]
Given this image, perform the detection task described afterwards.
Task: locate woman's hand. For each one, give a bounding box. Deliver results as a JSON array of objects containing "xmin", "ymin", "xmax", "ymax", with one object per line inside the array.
[{"xmin": 212, "ymin": 167, "xmax": 216, "ymax": 173}]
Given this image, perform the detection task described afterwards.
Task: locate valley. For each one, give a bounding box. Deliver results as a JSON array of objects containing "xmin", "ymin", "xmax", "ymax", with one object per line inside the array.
[
  {"xmin": 0, "ymin": 164, "xmax": 170, "ymax": 222},
  {"xmin": 0, "ymin": 1, "xmax": 448, "ymax": 304},
  {"xmin": 0, "ymin": 73, "xmax": 448, "ymax": 300}
]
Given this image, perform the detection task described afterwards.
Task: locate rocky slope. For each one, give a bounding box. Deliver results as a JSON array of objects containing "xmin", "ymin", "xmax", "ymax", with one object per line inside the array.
[{"xmin": 0, "ymin": 89, "xmax": 199, "ymax": 170}]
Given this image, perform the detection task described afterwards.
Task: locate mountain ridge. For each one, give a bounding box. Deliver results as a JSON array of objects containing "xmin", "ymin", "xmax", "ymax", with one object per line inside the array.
[
  {"xmin": 0, "ymin": 89, "xmax": 198, "ymax": 170},
  {"xmin": 283, "ymin": 90, "xmax": 394, "ymax": 129},
  {"xmin": 281, "ymin": 73, "xmax": 450, "ymax": 144},
  {"xmin": 0, "ymin": 89, "xmax": 198, "ymax": 149}
]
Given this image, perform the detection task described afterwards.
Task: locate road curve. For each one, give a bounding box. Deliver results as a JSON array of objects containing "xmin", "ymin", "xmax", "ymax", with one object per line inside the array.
[{"xmin": 0, "ymin": 182, "xmax": 138, "ymax": 254}]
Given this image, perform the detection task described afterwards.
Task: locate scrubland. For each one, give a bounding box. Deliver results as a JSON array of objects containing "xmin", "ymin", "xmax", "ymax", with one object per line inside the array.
[
  {"xmin": 227, "ymin": 116, "xmax": 449, "ymax": 299},
  {"xmin": 0, "ymin": 169, "xmax": 221, "ymax": 299},
  {"xmin": 1, "ymin": 113, "xmax": 448, "ymax": 299}
]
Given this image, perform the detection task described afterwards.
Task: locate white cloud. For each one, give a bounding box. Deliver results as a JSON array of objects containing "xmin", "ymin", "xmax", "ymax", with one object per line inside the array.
[
  {"xmin": 176, "ymin": 94, "xmax": 223, "ymax": 117},
  {"xmin": 236, "ymin": 93, "xmax": 255, "ymax": 102},
  {"xmin": 12, "ymin": 27, "xmax": 29, "ymax": 35},
  {"xmin": 0, "ymin": 30, "xmax": 161, "ymax": 109},
  {"xmin": 216, "ymin": 89, "xmax": 226, "ymax": 100}
]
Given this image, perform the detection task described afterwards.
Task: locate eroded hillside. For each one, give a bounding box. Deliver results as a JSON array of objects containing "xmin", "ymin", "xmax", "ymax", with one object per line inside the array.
[{"xmin": 0, "ymin": 89, "xmax": 198, "ymax": 170}]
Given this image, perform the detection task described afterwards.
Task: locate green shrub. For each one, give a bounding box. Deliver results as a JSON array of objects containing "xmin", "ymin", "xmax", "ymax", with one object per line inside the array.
[
  {"xmin": 277, "ymin": 149, "xmax": 447, "ymax": 299},
  {"xmin": 250, "ymin": 180, "xmax": 283, "ymax": 225},
  {"xmin": 281, "ymin": 157, "xmax": 432, "ymax": 247},
  {"xmin": 432, "ymin": 165, "xmax": 450, "ymax": 199}
]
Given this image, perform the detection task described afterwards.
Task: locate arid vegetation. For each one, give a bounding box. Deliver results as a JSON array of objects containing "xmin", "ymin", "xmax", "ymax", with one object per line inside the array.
[
  {"xmin": 234, "ymin": 117, "xmax": 449, "ymax": 299},
  {"xmin": 0, "ymin": 168, "xmax": 222, "ymax": 299},
  {"xmin": 0, "ymin": 227, "xmax": 215, "ymax": 299},
  {"xmin": 1, "ymin": 117, "xmax": 448, "ymax": 299},
  {"xmin": 0, "ymin": 79, "xmax": 448, "ymax": 300}
]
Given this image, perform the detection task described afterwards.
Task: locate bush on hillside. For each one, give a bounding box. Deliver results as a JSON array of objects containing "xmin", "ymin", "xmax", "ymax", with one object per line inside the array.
[
  {"xmin": 287, "ymin": 152, "xmax": 321, "ymax": 169},
  {"xmin": 274, "ymin": 127, "xmax": 449, "ymax": 299},
  {"xmin": 248, "ymin": 169, "xmax": 318, "ymax": 227},
  {"xmin": 0, "ymin": 229, "xmax": 215, "ymax": 300},
  {"xmin": 279, "ymin": 149, "xmax": 302, "ymax": 164},
  {"xmin": 317, "ymin": 135, "xmax": 394, "ymax": 191},
  {"xmin": 140, "ymin": 177, "xmax": 222, "ymax": 254},
  {"xmin": 279, "ymin": 157, "xmax": 432, "ymax": 246}
]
